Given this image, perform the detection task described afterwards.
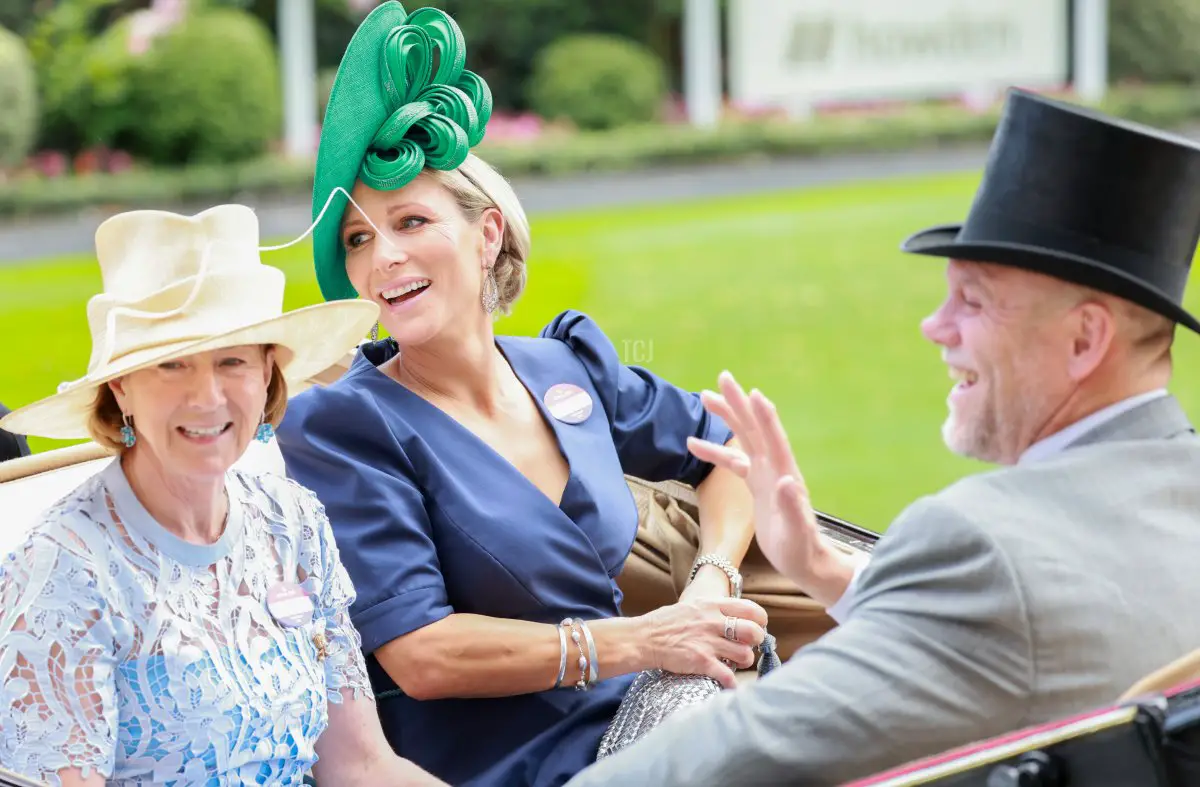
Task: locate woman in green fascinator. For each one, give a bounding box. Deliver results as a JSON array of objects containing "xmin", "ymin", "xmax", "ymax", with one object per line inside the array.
[{"xmin": 275, "ymin": 4, "xmax": 768, "ymax": 784}]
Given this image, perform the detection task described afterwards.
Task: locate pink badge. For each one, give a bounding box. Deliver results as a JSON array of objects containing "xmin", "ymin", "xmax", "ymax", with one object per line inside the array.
[
  {"xmin": 266, "ymin": 582, "xmax": 314, "ymax": 628},
  {"xmin": 544, "ymin": 383, "xmax": 593, "ymax": 425}
]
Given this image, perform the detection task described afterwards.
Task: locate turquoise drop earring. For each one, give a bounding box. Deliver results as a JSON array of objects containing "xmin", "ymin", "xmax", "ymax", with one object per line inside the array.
[{"xmin": 120, "ymin": 413, "xmax": 136, "ymax": 448}]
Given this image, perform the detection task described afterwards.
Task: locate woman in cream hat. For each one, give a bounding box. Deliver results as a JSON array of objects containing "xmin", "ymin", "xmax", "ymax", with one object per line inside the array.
[{"xmin": 0, "ymin": 205, "xmax": 445, "ymax": 786}]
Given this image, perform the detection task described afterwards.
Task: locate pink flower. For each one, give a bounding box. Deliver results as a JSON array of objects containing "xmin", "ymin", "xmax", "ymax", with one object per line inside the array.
[
  {"xmin": 33, "ymin": 151, "xmax": 69, "ymax": 179},
  {"xmin": 106, "ymin": 151, "xmax": 135, "ymax": 174}
]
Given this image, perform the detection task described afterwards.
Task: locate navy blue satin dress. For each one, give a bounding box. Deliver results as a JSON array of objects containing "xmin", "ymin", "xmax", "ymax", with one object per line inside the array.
[{"xmin": 275, "ymin": 310, "xmax": 732, "ymax": 787}]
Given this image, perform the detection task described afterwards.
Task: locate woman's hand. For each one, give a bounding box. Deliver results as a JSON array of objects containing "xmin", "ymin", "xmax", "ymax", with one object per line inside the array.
[{"xmin": 638, "ymin": 596, "xmax": 769, "ymax": 689}]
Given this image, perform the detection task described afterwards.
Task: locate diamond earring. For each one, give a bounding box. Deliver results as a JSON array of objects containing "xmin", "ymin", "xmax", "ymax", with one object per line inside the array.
[{"xmin": 481, "ymin": 266, "xmax": 499, "ymax": 314}]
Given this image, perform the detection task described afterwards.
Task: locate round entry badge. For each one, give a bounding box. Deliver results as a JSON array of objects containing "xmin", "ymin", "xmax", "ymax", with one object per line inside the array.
[
  {"xmin": 544, "ymin": 383, "xmax": 593, "ymax": 425},
  {"xmin": 266, "ymin": 582, "xmax": 315, "ymax": 628}
]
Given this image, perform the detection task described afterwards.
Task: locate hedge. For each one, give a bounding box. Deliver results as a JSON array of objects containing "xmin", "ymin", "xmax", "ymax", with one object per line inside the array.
[
  {"xmin": 1109, "ymin": 0, "xmax": 1200, "ymax": 84},
  {"xmin": 0, "ymin": 24, "xmax": 38, "ymax": 170},
  {"xmin": 527, "ymin": 33, "xmax": 669, "ymax": 131},
  {"xmin": 3, "ymin": 84, "xmax": 1200, "ymax": 220},
  {"xmin": 107, "ymin": 6, "xmax": 283, "ymax": 165}
]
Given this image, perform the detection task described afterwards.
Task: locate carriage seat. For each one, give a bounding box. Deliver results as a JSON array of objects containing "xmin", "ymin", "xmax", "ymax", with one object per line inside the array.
[{"xmin": 1120, "ymin": 646, "xmax": 1200, "ymax": 701}]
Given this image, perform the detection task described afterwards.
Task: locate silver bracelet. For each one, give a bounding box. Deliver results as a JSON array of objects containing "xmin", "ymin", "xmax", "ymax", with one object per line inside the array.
[
  {"xmin": 552, "ymin": 622, "xmax": 568, "ymax": 689},
  {"xmin": 689, "ymin": 552, "xmax": 743, "ymax": 598},
  {"xmin": 577, "ymin": 619, "xmax": 599, "ymax": 687}
]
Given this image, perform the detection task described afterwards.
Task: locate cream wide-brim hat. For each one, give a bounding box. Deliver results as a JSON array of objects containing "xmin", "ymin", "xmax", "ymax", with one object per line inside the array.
[{"xmin": 0, "ymin": 204, "xmax": 379, "ymax": 441}]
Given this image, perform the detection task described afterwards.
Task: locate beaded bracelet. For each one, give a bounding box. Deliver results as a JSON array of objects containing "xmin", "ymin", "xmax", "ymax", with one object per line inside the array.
[{"xmin": 562, "ymin": 617, "xmax": 591, "ymax": 690}]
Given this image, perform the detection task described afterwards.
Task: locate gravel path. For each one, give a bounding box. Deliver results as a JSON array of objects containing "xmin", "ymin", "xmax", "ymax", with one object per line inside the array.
[
  {"xmin": 0, "ymin": 143, "xmax": 1001, "ymax": 265},
  {"xmin": 4, "ymin": 131, "xmax": 1186, "ymax": 264}
]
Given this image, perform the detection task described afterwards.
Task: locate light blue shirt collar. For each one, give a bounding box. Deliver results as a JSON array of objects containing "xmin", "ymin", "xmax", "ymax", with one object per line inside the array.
[{"xmin": 1017, "ymin": 389, "xmax": 1169, "ymax": 465}]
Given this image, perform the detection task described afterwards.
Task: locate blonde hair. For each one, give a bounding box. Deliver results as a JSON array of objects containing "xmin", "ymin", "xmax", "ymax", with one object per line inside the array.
[
  {"xmin": 86, "ymin": 347, "xmax": 289, "ymax": 453},
  {"xmin": 423, "ymin": 154, "xmax": 532, "ymax": 316}
]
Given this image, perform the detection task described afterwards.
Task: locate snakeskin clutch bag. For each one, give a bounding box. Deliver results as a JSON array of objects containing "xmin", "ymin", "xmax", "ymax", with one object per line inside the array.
[{"xmin": 595, "ymin": 631, "xmax": 782, "ymax": 759}]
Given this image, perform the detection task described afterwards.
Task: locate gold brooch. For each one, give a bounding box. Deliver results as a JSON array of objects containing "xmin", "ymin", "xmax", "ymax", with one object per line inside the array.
[{"xmin": 312, "ymin": 631, "xmax": 329, "ymax": 662}]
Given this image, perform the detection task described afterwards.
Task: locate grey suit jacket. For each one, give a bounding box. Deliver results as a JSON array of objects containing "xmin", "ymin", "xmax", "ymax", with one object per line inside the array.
[{"xmin": 567, "ymin": 395, "xmax": 1200, "ymax": 786}]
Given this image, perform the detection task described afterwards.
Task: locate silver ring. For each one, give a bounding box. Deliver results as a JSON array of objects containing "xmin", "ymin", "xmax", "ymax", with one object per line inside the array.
[{"xmin": 723, "ymin": 616, "xmax": 739, "ymax": 642}]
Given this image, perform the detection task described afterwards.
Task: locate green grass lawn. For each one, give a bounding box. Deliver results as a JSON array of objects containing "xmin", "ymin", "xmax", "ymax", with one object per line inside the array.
[{"xmin": 5, "ymin": 170, "xmax": 1200, "ymax": 532}]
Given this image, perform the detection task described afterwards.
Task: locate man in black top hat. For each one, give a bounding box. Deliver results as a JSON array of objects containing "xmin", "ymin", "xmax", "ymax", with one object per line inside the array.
[
  {"xmin": 0, "ymin": 402, "xmax": 30, "ymax": 463},
  {"xmin": 569, "ymin": 89, "xmax": 1200, "ymax": 786}
]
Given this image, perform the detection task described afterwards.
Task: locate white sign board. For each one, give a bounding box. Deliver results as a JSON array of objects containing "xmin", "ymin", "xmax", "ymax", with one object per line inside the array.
[{"xmin": 728, "ymin": 0, "xmax": 1070, "ymax": 108}]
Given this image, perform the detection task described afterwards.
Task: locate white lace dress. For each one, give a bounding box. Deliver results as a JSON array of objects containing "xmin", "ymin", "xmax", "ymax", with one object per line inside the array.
[{"xmin": 0, "ymin": 458, "xmax": 374, "ymax": 786}]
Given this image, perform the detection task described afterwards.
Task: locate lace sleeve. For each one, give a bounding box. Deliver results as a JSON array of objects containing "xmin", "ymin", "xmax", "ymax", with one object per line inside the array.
[
  {"xmin": 0, "ymin": 531, "xmax": 118, "ymax": 784},
  {"xmin": 302, "ymin": 490, "xmax": 374, "ymax": 704}
]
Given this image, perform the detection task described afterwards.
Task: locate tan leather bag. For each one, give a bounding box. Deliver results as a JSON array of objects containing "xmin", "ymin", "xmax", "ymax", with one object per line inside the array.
[{"xmin": 619, "ymin": 476, "xmax": 877, "ymax": 662}]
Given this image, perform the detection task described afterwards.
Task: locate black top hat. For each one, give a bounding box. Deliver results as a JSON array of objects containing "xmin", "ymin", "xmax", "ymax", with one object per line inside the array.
[{"xmin": 901, "ymin": 88, "xmax": 1200, "ymax": 333}]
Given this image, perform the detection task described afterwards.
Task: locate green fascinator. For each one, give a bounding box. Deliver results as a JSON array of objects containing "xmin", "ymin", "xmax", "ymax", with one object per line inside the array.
[{"xmin": 312, "ymin": 1, "xmax": 493, "ymax": 301}]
